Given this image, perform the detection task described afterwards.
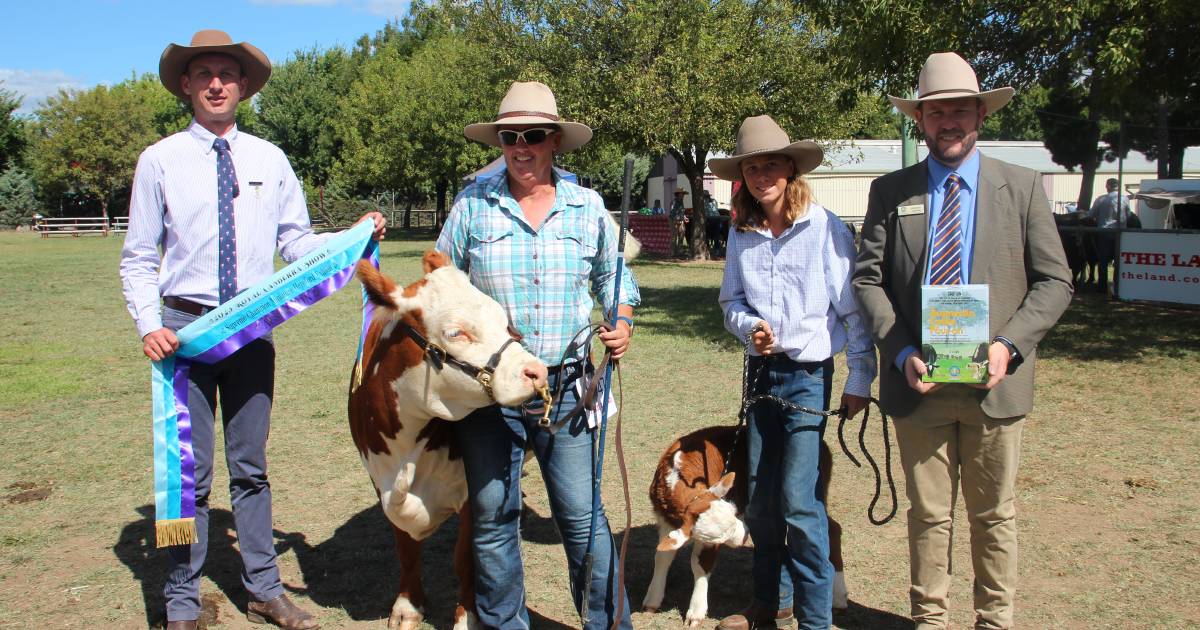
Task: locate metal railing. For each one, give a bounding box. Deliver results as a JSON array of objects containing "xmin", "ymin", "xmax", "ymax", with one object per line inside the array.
[{"xmin": 35, "ymin": 217, "xmax": 121, "ymax": 237}]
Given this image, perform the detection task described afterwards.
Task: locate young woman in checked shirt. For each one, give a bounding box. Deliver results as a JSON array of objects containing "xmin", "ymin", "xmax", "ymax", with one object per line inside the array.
[{"xmin": 712, "ymin": 115, "xmax": 877, "ymax": 630}]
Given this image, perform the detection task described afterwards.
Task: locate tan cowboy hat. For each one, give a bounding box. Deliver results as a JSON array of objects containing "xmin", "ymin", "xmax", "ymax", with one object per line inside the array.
[
  {"xmin": 889, "ymin": 52, "xmax": 1014, "ymax": 120},
  {"xmin": 159, "ymin": 30, "xmax": 272, "ymax": 100},
  {"xmin": 464, "ymin": 81, "xmax": 593, "ymax": 152},
  {"xmin": 707, "ymin": 115, "xmax": 823, "ymax": 181}
]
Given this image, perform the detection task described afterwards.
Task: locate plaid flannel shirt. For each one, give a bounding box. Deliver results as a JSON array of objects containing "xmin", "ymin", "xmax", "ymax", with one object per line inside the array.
[{"xmin": 436, "ymin": 173, "xmax": 640, "ymax": 366}]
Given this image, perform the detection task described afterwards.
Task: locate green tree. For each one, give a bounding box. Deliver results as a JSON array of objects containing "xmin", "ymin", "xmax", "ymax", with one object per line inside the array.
[
  {"xmin": 0, "ymin": 84, "xmax": 26, "ymax": 170},
  {"xmin": 28, "ymin": 80, "xmax": 163, "ymax": 220},
  {"xmin": 257, "ymin": 47, "xmax": 356, "ymax": 189},
  {"xmin": 470, "ymin": 0, "xmax": 879, "ymax": 259},
  {"xmin": 0, "ymin": 166, "xmax": 37, "ymax": 228},
  {"xmin": 336, "ymin": 32, "xmax": 496, "ymax": 227}
]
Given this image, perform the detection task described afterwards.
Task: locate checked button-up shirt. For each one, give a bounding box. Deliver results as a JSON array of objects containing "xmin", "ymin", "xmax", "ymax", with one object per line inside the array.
[{"xmin": 436, "ymin": 172, "xmax": 640, "ymax": 366}]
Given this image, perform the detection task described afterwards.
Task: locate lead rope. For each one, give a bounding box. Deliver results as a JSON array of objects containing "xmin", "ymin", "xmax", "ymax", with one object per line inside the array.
[{"xmin": 723, "ymin": 324, "xmax": 897, "ymax": 525}]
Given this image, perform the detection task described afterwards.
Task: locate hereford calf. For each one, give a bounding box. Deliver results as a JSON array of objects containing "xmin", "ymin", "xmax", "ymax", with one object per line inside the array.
[
  {"xmin": 642, "ymin": 426, "xmax": 847, "ymax": 626},
  {"xmin": 349, "ymin": 252, "xmax": 548, "ymax": 629}
]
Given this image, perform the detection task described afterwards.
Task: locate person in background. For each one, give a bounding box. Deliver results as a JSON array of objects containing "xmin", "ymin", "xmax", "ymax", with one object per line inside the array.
[{"xmin": 1084, "ymin": 177, "xmax": 1129, "ymax": 294}]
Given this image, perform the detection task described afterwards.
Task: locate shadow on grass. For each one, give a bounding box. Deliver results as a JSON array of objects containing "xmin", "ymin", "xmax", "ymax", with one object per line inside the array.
[
  {"xmin": 1039, "ymin": 292, "xmax": 1200, "ymax": 362},
  {"xmin": 521, "ymin": 505, "xmax": 906, "ymax": 627},
  {"xmin": 115, "ymin": 505, "xmax": 257, "ymax": 627},
  {"xmin": 635, "ymin": 285, "xmax": 743, "ymax": 353}
]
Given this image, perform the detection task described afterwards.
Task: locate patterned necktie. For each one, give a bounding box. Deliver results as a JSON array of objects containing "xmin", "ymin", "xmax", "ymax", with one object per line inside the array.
[
  {"xmin": 929, "ymin": 172, "xmax": 964, "ymax": 285},
  {"xmin": 213, "ymin": 138, "xmax": 240, "ymax": 303}
]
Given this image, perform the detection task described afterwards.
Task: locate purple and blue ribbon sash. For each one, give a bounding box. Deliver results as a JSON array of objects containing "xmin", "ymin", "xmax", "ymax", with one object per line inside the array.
[{"xmin": 151, "ymin": 221, "xmax": 379, "ymax": 547}]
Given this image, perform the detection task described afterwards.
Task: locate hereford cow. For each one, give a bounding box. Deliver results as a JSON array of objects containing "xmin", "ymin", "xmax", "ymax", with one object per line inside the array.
[
  {"xmin": 642, "ymin": 426, "xmax": 847, "ymax": 626},
  {"xmin": 349, "ymin": 251, "xmax": 548, "ymax": 630}
]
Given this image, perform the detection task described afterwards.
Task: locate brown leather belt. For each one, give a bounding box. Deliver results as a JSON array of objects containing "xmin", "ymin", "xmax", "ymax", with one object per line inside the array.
[{"xmin": 163, "ymin": 296, "xmax": 213, "ymax": 316}]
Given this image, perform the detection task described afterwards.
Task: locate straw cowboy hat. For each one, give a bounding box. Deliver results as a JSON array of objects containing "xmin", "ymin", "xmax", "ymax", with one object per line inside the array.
[
  {"xmin": 889, "ymin": 52, "xmax": 1014, "ymax": 120},
  {"xmin": 464, "ymin": 81, "xmax": 593, "ymax": 152},
  {"xmin": 159, "ymin": 30, "xmax": 272, "ymax": 100},
  {"xmin": 707, "ymin": 115, "xmax": 823, "ymax": 181}
]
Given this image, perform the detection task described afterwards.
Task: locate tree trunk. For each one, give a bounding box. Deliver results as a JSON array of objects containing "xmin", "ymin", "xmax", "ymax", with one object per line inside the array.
[
  {"xmin": 1168, "ymin": 134, "xmax": 1185, "ymax": 180},
  {"xmin": 1156, "ymin": 95, "xmax": 1170, "ymax": 179},
  {"xmin": 669, "ymin": 147, "xmax": 711, "ymax": 261},
  {"xmin": 436, "ymin": 179, "xmax": 448, "ymax": 229},
  {"xmin": 1075, "ymin": 87, "xmax": 1104, "ymax": 212}
]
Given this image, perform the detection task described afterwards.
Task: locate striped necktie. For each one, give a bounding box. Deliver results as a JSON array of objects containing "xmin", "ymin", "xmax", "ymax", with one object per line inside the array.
[
  {"xmin": 213, "ymin": 138, "xmax": 240, "ymax": 303},
  {"xmin": 929, "ymin": 172, "xmax": 964, "ymax": 285}
]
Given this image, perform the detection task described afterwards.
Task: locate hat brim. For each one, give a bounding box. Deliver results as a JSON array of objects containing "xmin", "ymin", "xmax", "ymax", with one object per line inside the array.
[
  {"xmin": 159, "ymin": 41, "xmax": 272, "ymax": 101},
  {"xmin": 464, "ymin": 118, "xmax": 593, "ymax": 153},
  {"xmin": 888, "ymin": 87, "xmax": 1014, "ymax": 120},
  {"xmin": 707, "ymin": 141, "xmax": 824, "ymax": 182}
]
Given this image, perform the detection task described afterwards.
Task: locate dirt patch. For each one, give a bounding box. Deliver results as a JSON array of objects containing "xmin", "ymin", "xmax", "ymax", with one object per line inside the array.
[
  {"xmin": 198, "ymin": 592, "xmax": 224, "ymax": 628},
  {"xmin": 6, "ymin": 480, "xmax": 53, "ymax": 503}
]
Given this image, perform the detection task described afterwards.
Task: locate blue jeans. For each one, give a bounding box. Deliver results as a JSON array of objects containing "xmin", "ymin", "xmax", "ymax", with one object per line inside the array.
[
  {"xmin": 454, "ymin": 362, "xmax": 632, "ymax": 630},
  {"xmin": 745, "ymin": 356, "xmax": 834, "ymax": 630}
]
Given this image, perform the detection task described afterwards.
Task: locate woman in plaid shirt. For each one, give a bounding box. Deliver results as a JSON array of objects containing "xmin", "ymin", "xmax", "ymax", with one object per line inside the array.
[{"xmin": 435, "ymin": 81, "xmax": 639, "ymax": 630}]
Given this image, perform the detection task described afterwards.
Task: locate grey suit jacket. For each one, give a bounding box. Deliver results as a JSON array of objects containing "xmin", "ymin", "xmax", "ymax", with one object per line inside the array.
[{"xmin": 852, "ymin": 155, "xmax": 1073, "ymax": 419}]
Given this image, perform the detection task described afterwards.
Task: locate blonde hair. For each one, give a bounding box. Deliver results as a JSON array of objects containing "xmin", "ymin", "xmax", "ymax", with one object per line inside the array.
[{"xmin": 731, "ymin": 161, "xmax": 813, "ymax": 232}]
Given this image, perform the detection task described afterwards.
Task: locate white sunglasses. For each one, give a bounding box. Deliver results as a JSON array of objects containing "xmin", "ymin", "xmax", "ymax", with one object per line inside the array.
[{"xmin": 497, "ymin": 127, "xmax": 558, "ymax": 146}]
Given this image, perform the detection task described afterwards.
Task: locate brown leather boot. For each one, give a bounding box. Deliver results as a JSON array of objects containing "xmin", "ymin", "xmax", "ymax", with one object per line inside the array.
[
  {"xmin": 716, "ymin": 603, "xmax": 794, "ymax": 629},
  {"xmin": 246, "ymin": 594, "xmax": 319, "ymax": 630}
]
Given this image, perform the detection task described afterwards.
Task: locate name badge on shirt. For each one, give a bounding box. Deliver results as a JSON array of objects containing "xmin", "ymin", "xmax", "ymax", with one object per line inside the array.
[
  {"xmin": 897, "ymin": 203, "xmax": 924, "ymax": 217},
  {"xmin": 249, "ymin": 181, "xmax": 263, "ymax": 199}
]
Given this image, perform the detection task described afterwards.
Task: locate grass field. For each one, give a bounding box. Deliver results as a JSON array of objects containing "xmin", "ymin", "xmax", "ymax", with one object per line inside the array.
[{"xmin": 0, "ymin": 231, "xmax": 1198, "ymax": 630}]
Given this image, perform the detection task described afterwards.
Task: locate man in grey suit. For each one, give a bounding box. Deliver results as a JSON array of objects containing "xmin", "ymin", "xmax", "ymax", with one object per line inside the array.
[{"xmin": 852, "ymin": 53, "xmax": 1073, "ymax": 630}]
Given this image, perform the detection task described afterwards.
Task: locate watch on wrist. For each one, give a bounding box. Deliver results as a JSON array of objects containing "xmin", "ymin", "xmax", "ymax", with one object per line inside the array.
[{"xmin": 993, "ymin": 336, "xmax": 1019, "ymax": 361}]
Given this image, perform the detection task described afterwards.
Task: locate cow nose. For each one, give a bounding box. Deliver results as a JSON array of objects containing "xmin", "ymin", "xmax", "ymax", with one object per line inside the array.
[{"xmin": 524, "ymin": 362, "xmax": 548, "ymax": 389}]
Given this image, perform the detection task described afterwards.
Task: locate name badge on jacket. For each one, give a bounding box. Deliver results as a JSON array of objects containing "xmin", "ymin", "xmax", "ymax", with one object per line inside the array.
[{"xmin": 897, "ymin": 203, "xmax": 924, "ymax": 217}]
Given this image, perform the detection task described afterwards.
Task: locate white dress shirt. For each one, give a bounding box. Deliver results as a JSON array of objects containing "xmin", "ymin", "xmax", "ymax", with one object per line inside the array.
[
  {"xmin": 719, "ymin": 204, "xmax": 878, "ymax": 397},
  {"xmin": 120, "ymin": 120, "xmax": 329, "ymax": 338}
]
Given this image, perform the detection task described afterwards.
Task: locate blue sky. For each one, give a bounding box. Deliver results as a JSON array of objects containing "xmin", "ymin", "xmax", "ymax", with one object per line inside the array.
[{"xmin": 1, "ymin": 0, "xmax": 410, "ymax": 114}]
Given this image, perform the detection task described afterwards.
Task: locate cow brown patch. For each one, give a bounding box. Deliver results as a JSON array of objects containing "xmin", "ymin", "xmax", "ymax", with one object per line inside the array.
[
  {"xmin": 357, "ymin": 260, "xmax": 399, "ymax": 308},
  {"xmin": 648, "ymin": 426, "xmax": 746, "ymax": 529},
  {"xmin": 416, "ymin": 418, "xmax": 462, "ymax": 460},
  {"xmin": 348, "ymin": 309, "xmax": 426, "ymax": 457},
  {"xmin": 422, "ymin": 250, "xmax": 451, "ymax": 273}
]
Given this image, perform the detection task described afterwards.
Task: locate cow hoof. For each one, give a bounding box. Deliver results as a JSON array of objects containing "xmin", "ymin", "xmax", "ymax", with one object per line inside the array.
[
  {"xmin": 642, "ymin": 604, "xmax": 659, "ymax": 614},
  {"xmin": 685, "ymin": 610, "xmax": 706, "ymax": 627},
  {"xmin": 387, "ymin": 597, "xmax": 423, "ymax": 630},
  {"xmin": 832, "ymin": 570, "xmax": 849, "ymax": 610},
  {"xmin": 452, "ymin": 609, "xmax": 481, "ymax": 630}
]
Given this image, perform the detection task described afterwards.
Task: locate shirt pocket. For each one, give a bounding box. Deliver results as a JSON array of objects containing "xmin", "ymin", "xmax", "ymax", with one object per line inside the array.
[
  {"xmin": 552, "ymin": 225, "xmax": 597, "ymax": 288},
  {"xmin": 234, "ymin": 175, "xmax": 278, "ymax": 270},
  {"xmin": 467, "ymin": 228, "xmax": 515, "ymax": 273}
]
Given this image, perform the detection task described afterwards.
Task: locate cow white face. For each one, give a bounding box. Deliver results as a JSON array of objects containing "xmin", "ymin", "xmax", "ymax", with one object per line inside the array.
[
  {"xmin": 692, "ymin": 499, "xmax": 750, "ymax": 548},
  {"xmin": 357, "ymin": 252, "xmax": 548, "ymax": 419},
  {"xmin": 657, "ymin": 471, "xmax": 752, "ymax": 551}
]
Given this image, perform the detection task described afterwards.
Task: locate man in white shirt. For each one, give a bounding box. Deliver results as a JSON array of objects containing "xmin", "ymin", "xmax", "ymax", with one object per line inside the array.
[
  {"xmin": 1085, "ymin": 178, "xmax": 1129, "ymax": 293},
  {"xmin": 119, "ymin": 30, "xmax": 384, "ymax": 630}
]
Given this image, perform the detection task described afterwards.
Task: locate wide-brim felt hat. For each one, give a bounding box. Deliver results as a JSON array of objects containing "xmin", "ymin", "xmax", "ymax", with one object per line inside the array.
[
  {"xmin": 159, "ymin": 29, "xmax": 271, "ymax": 100},
  {"xmin": 707, "ymin": 115, "xmax": 823, "ymax": 182},
  {"xmin": 888, "ymin": 52, "xmax": 1014, "ymax": 120},
  {"xmin": 464, "ymin": 81, "xmax": 593, "ymax": 153}
]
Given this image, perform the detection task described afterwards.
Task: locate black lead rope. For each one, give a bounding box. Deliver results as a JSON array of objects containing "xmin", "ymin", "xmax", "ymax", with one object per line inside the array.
[{"xmin": 724, "ymin": 330, "xmax": 897, "ymax": 526}]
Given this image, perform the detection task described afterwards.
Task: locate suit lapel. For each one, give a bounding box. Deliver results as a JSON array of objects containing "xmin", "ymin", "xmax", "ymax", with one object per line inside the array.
[
  {"xmin": 897, "ymin": 161, "xmax": 930, "ymax": 271},
  {"xmin": 970, "ymin": 155, "xmax": 1003, "ymax": 284}
]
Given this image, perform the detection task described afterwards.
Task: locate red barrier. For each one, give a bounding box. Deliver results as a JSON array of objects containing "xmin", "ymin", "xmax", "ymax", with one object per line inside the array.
[{"xmin": 629, "ymin": 215, "xmax": 673, "ymax": 256}]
